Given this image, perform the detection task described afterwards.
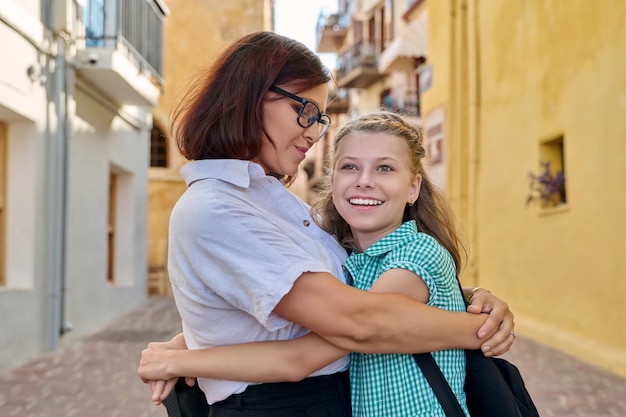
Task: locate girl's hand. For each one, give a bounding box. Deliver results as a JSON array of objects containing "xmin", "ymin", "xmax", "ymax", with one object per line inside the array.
[
  {"xmin": 466, "ymin": 288, "xmax": 515, "ymax": 357},
  {"xmin": 147, "ymin": 377, "xmax": 196, "ymax": 405},
  {"xmin": 139, "ymin": 341, "xmax": 179, "ymax": 382},
  {"xmin": 148, "ymin": 378, "xmax": 178, "ymax": 405}
]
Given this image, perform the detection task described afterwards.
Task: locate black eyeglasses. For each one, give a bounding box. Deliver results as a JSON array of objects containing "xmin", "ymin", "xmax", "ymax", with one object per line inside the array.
[{"xmin": 269, "ymin": 86, "xmax": 331, "ymax": 138}]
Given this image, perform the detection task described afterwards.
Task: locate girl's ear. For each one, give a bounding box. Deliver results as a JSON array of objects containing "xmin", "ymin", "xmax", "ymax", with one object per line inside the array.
[{"xmin": 408, "ymin": 173, "xmax": 422, "ymax": 205}]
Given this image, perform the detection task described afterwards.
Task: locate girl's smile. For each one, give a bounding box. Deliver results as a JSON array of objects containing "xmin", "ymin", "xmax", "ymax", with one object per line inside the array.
[{"xmin": 332, "ymin": 131, "xmax": 421, "ymax": 251}]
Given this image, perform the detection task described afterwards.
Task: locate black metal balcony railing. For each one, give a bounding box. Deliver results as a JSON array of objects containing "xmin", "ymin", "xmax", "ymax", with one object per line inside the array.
[
  {"xmin": 400, "ymin": 89, "xmax": 420, "ymax": 117},
  {"xmin": 335, "ymin": 40, "xmax": 385, "ymax": 88},
  {"xmin": 84, "ymin": 0, "xmax": 165, "ymax": 81},
  {"xmin": 382, "ymin": 89, "xmax": 420, "ymax": 117},
  {"xmin": 336, "ymin": 40, "xmax": 378, "ymax": 79}
]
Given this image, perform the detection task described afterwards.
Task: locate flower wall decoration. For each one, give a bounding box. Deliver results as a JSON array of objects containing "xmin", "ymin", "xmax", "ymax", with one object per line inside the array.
[{"xmin": 526, "ymin": 161, "xmax": 566, "ymax": 207}]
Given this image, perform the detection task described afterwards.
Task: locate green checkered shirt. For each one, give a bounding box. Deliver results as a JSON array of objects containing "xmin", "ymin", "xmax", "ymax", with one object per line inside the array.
[{"xmin": 345, "ymin": 221, "xmax": 470, "ymax": 417}]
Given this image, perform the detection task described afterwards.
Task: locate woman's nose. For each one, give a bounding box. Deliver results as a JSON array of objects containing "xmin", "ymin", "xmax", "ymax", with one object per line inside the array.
[{"xmin": 303, "ymin": 125, "xmax": 321, "ymax": 144}]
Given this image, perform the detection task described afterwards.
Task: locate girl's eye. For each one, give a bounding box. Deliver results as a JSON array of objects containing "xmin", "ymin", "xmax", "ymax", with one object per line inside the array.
[
  {"xmin": 378, "ymin": 165, "xmax": 393, "ymax": 172},
  {"xmin": 340, "ymin": 163, "xmax": 357, "ymax": 170}
]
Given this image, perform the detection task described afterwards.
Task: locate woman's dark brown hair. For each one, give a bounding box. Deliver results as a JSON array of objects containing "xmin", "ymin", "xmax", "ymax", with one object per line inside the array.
[{"xmin": 171, "ymin": 31, "xmax": 331, "ymax": 162}]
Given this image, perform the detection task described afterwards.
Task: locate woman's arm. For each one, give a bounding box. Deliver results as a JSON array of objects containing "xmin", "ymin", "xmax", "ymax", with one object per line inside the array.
[
  {"xmin": 139, "ymin": 273, "xmax": 494, "ymax": 384},
  {"xmin": 140, "ymin": 278, "xmax": 511, "ymax": 398},
  {"xmin": 274, "ymin": 272, "xmax": 514, "ymax": 356},
  {"xmin": 139, "ymin": 268, "xmax": 498, "ymax": 404}
]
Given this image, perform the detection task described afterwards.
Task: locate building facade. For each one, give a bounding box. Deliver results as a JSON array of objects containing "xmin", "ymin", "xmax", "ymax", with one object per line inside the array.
[
  {"xmin": 318, "ymin": 0, "xmax": 626, "ymax": 377},
  {"xmin": 146, "ymin": 0, "xmax": 272, "ymax": 295},
  {"xmin": 0, "ymin": 0, "xmax": 168, "ymax": 370}
]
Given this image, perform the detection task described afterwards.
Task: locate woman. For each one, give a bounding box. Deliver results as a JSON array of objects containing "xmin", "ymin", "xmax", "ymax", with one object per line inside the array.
[{"xmin": 141, "ymin": 31, "xmax": 514, "ymax": 416}]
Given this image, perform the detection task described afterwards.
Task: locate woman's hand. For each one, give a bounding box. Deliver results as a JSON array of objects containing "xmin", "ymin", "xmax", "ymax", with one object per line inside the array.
[{"xmin": 465, "ymin": 288, "xmax": 515, "ymax": 357}]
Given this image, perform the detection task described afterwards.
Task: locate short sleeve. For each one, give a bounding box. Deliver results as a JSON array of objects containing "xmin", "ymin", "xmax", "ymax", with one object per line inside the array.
[
  {"xmin": 169, "ymin": 178, "xmax": 340, "ymax": 331},
  {"xmin": 379, "ymin": 237, "xmax": 458, "ymax": 308}
]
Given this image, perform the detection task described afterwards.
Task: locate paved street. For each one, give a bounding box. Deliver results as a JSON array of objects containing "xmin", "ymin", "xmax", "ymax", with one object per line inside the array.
[{"xmin": 1, "ymin": 296, "xmax": 625, "ymax": 417}]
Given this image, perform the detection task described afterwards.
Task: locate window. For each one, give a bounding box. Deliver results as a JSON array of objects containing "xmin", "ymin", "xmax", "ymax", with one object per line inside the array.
[
  {"xmin": 108, "ymin": 171, "xmax": 117, "ymax": 283},
  {"xmin": 84, "ymin": 0, "xmax": 105, "ymax": 47},
  {"xmin": 107, "ymin": 164, "xmax": 135, "ymax": 286},
  {"xmin": 540, "ymin": 136, "xmax": 567, "ymax": 205},
  {"xmin": 527, "ymin": 135, "xmax": 567, "ymax": 208},
  {"xmin": 150, "ymin": 124, "xmax": 167, "ymax": 168}
]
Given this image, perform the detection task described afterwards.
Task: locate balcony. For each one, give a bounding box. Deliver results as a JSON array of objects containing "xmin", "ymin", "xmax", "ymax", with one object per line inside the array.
[
  {"xmin": 327, "ymin": 86, "xmax": 349, "ymax": 114},
  {"xmin": 336, "ymin": 41, "xmax": 384, "ymax": 89},
  {"xmin": 316, "ymin": 11, "xmax": 349, "ymax": 53},
  {"xmin": 378, "ymin": 18, "xmax": 427, "ymax": 73},
  {"xmin": 74, "ymin": 0, "xmax": 168, "ymax": 106},
  {"xmin": 382, "ymin": 89, "xmax": 420, "ymax": 118}
]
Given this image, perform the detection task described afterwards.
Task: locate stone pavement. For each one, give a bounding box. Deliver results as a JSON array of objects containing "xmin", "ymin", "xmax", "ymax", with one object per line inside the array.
[{"xmin": 1, "ymin": 296, "xmax": 625, "ymax": 417}]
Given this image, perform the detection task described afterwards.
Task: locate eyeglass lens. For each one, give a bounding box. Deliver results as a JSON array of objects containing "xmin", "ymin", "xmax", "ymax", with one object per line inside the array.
[
  {"xmin": 299, "ymin": 103, "xmax": 330, "ymax": 137},
  {"xmin": 270, "ymin": 86, "xmax": 330, "ymax": 138}
]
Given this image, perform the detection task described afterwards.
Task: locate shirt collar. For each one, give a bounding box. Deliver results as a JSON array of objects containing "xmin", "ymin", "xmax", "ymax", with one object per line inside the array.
[
  {"xmin": 359, "ymin": 220, "xmax": 418, "ymax": 257},
  {"xmin": 180, "ymin": 159, "xmax": 267, "ymax": 188}
]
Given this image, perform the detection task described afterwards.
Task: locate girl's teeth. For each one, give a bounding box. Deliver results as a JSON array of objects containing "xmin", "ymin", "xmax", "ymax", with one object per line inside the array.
[{"xmin": 350, "ymin": 198, "xmax": 382, "ymax": 206}]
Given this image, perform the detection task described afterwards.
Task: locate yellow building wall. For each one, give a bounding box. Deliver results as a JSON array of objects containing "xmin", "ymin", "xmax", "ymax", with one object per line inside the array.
[
  {"xmin": 147, "ymin": 0, "xmax": 270, "ymax": 294},
  {"xmin": 418, "ymin": 0, "xmax": 480, "ymax": 279},
  {"xmin": 424, "ymin": 0, "xmax": 626, "ymax": 377},
  {"xmin": 477, "ymin": 0, "xmax": 626, "ymax": 377}
]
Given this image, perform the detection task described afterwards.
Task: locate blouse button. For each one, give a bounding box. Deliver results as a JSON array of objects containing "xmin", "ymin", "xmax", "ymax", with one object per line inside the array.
[{"xmin": 303, "ymin": 219, "xmax": 310, "ymax": 227}]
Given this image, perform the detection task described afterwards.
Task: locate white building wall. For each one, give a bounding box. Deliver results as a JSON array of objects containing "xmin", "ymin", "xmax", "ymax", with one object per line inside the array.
[
  {"xmin": 63, "ymin": 86, "xmax": 150, "ymax": 340},
  {"xmin": 0, "ymin": 0, "xmax": 57, "ymax": 370},
  {"xmin": 0, "ymin": 0, "xmax": 154, "ymax": 370}
]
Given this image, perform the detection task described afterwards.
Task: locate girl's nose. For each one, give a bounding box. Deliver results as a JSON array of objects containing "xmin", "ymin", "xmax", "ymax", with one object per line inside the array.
[{"xmin": 356, "ymin": 172, "xmax": 374, "ymax": 189}]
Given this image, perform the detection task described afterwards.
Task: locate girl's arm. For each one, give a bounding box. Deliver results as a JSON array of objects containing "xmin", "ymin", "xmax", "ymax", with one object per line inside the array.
[{"xmin": 138, "ymin": 331, "xmax": 349, "ymax": 384}]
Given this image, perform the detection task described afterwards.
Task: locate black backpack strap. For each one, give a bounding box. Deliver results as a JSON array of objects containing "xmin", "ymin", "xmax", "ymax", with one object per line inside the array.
[{"xmin": 413, "ymin": 353, "xmax": 466, "ymax": 417}]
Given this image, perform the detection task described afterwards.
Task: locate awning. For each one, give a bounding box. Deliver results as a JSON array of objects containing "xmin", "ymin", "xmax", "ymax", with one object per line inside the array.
[{"xmin": 378, "ymin": 18, "xmax": 428, "ymax": 73}]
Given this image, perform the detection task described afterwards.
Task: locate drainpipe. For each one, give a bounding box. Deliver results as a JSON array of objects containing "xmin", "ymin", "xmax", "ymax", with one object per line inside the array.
[
  {"xmin": 47, "ymin": 32, "xmax": 70, "ymax": 350},
  {"xmin": 58, "ymin": 30, "xmax": 72, "ymax": 338}
]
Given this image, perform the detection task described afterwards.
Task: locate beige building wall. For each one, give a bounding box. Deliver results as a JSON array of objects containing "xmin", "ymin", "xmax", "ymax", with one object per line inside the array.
[
  {"xmin": 422, "ymin": 0, "xmax": 626, "ymax": 377},
  {"xmin": 148, "ymin": 0, "xmax": 271, "ymax": 294}
]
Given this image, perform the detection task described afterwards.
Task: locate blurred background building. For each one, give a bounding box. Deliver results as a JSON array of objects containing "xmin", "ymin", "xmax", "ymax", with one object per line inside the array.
[
  {"xmin": 316, "ymin": 0, "xmax": 626, "ymax": 378},
  {"xmin": 0, "ymin": 0, "xmax": 169, "ymax": 370},
  {"xmin": 2, "ymin": 0, "xmax": 624, "ymax": 383},
  {"xmin": 0, "ymin": 0, "xmax": 271, "ymax": 372},
  {"xmin": 146, "ymin": 0, "xmax": 272, "ymax": 297}
]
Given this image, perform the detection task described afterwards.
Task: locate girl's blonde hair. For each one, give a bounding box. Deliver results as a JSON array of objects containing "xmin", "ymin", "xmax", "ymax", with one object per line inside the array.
[{"xmin": 313, "ymin": 110, "xmax": 466, "ymax": 273}]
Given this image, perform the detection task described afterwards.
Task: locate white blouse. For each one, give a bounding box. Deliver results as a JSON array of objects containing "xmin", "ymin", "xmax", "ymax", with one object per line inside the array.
[{"xmin": 169, "ymin": 159, "xmax": 350, "ymax": 404}]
